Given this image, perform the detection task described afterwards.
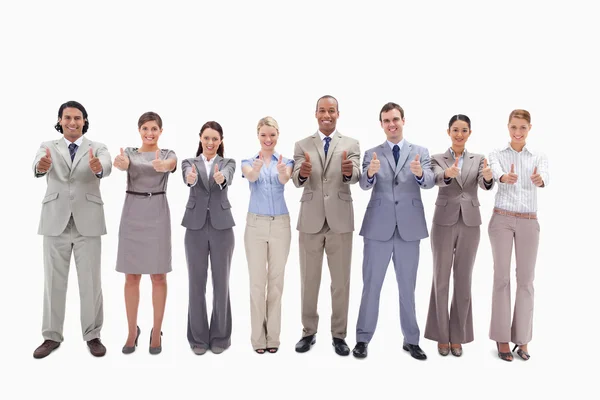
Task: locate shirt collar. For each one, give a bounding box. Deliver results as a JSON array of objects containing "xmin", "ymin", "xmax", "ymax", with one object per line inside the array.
[
  {"xmin": 449, "ymin": 147, "xmax": 466, "ymax": 158},
  {"xmin": 253, "ymin": 152, "xmax": 280, "ymax": 161},
  {"xmin": 64, "ymin": 136, "xmax": 83, "ymax": 147},
  {"xmin": 504, "ymin": 142, "xmax": 531, "ymax": 154},
  {"xmin": 387, "ymin": 139, "xmax": 404, "ymax": 151},
  {"xmin": 201, "ymin": 153, "xmax": 216, "ymax": 163},
  {"xmin": 318, "ymin": 130, "xmax": 336, "ymax": 141}
]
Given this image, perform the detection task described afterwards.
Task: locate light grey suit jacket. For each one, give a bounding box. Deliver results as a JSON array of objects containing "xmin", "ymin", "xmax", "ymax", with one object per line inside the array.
[
  {"xmin": 431, "ymin": 149, "xmax": 494, "ymax": 227},
  {"xmin": 359, "ymin": 140, "xmax": 435, "ymax": 242},
  {"xmin": 181, "ymin": 155, "xmax": 236, "ymax": 230},
  {"xmin": 33, "ymin": 136, "xmax": 112, "ymax": 237},
  {"xmin": 291, "ymin": 131, "xmax": 361, "ymax": 234}
]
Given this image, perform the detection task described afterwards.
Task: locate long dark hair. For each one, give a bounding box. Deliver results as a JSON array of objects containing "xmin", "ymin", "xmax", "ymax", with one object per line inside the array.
[
  {"xmin": 55, "ymin": 100, "xmax": 89, "ymax": 134},
  {"xmin": 196, "ymin": 121, "xmax": 225, "ymax": 157}
]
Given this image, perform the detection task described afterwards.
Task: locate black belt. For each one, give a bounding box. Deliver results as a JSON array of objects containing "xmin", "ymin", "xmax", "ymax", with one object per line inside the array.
[{"xmin": 126, "ymin": 191, "xmax": 165, "ymax": 197}]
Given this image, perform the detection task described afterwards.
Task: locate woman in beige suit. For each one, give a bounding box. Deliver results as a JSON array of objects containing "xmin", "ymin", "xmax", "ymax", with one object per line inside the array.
[{"xmin": 424, "ymin": 114, "xmax": 494, "ymax": 357}]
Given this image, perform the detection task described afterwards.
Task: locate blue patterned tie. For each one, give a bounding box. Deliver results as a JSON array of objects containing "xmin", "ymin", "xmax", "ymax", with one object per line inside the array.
[
  {"xmin": 324, "ymin": 136, "xmax": 332, "ymax": 156},
  {"xmin": 393, "ymin": 144, "xmax": 400, "ymax": 165},
  {"xmin": 68, "ymin": 143, "xmax": 78, "ymax": 161}
]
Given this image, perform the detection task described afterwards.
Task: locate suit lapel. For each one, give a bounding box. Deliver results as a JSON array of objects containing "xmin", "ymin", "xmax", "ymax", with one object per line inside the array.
[
  {"xmin": 441, "ymin": 148, "xmax": 454, "ymax": 169},
  {"xmin": 196, "ymin": 157, "xmax": 210, "ymax": 189},
  {"xmin": 55, "ymin": 139, "xmax": 72, "ymax": 168},
  {"xmin": 311, "ymin": 133, "xmax": 326, "ymax": 169},
  {"xmin": 459, "ymin": 150, "xmax": 476, "ymax": 187},
  {"xmin": 395, "ymin": 141, "xmax": 411, "ymax": 178},
  {"xmin": 323, "ymin": 132, "xmax": 341, "ymax": 173},
  {"xmin": 380, "ymin": 142, "xmax": 395, "ymax": 172},
  {"xmin": 71, "ymin": 137, "xmax": 91, "ymax": 173}
]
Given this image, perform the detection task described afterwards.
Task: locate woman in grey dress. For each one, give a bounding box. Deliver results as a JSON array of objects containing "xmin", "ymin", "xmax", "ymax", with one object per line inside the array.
[{"xmin": 113, "ymin": 112, "xmax": 177, "ymax": 355}]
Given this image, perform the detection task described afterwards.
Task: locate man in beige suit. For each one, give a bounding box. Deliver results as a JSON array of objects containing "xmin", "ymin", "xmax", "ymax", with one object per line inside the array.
[
  {"xmin": 292, "ymin": 95, "xmax": 360, "ymax": 356},
  {"xmin": 32, "ymin": 101, "xmax": 112, "ymax": 358}
]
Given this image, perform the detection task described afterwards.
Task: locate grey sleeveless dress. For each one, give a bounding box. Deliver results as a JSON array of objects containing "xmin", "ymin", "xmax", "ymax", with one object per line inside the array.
[{"xmin": 116, "ymin": 148, "xmax": 177, "ymax": 274}]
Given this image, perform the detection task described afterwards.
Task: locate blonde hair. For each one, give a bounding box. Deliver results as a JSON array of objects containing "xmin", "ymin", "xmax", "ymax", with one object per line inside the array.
[
  {"xmin": 257, "ymin": 116, "xmax": 280, "ymax": 134},
  {"xmin": 508, "ymin": 109, "xmax": 531, "ymax": 124}
]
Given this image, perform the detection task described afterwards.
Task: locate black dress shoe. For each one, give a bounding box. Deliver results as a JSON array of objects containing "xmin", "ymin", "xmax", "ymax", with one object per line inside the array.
[
  {"xmin": 352, "ymin": 342, "xmax": 368, "ymax": 359},
  {"xmin": 332, "ymin": 338, "xmax": 350, "ymax": 356},
  {"xmin": 403, "ymin": 343, "xmax": 427, "ymax": 360},
  {"xmin": 295, "ymin": 334, "xmax": 316, "ymax": 353}
]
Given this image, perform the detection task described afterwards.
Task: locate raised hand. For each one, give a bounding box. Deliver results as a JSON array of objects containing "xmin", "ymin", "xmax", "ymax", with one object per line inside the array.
[
  {"xmin": 445, "ymin": 156, "xmax": 460, "ymax": 179},
  {"xmin": 214, "ymin": 163, "xmax": 225, "ymax": 185},
  {"xmin": 276, "ymin": 154, "xmax": 286, "ymax": 175},
  {"xmin": 501, "ymin": 163, "xmax": 518, "ymax": 184},
  {"xmin": 37, "ymin": 147, "xmax": 52, "ymax": 173},
  {"xmin": 530, "ymin": 166, "xmax": 543, "ymax": 187},
  {"xmin": 410, "ymin": 154, "xmax": 422, "ymax": 177},
  {"xmin": 151, "ymin": 149, "xmax": 168, "ymax": 172},
  {"xmin": 299, "ymin": 152, "xmax": 312, "ymax": 179},
  {"xmin": 367, "ymin": 152, "xmax": 380, "ymax": 178},
  {"xmin": 89, "ymin": 148, "xmax": 102, "ymax": 174},
  {"xmin": 341, "ymin": 150, "xmax": 353, "ymax": 177},
  {"xmin": 186, "ymin": 164, "xmax": 198, "ymax": 185},
  {"xmin": 113, "ymin": 147, "xmax": 130, "ymax": 171},
  {"xmin": 253, "ymin": 152, "xmax": 265, "ymax": 172},
  {"xmin": 482, "ymin": 158, "xmax": 493, "ymax": 182}
]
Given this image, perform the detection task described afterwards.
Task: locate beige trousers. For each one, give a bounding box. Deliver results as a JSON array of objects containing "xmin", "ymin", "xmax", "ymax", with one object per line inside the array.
[
  {"xmin": 488, "ymin": 212, "xmax": 540, "ymax": 345},
  {"xmin": 299, "ymin": 220, "xmax": 353, "ymax": 339},
  {"xmin": 244, "ymin": 213, "xmax": 291, "ymax": 350}
]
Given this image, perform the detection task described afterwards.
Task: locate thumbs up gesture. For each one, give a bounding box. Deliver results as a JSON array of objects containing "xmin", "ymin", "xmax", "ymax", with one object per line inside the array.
[
  {"xmin": 341, "ymin": 150, "xmax": 353, "ymax": 177},
  {"xmin": 501, "ymin": 164, "xmax": 518, "ymax": 184},
  {"xmin": 410, "ymin": 154, "xmax": 423, "ymax": 177},
  {"xmin": 213, "ymin": 163, "xmax": 225, "ymax": 185},
  {"xmin": 367, "ymin": 152, "xmax": 380, "ymax": 178},
  {"xmin": 152, "ymin": 149, "xmax": 169, "ymax": 172},
  {"xmin": 299, "ymin": 152, "xmax": 312, "ymax": 179},
  {"xmin": 530, "ymin": 166, "xmax": 543, "ymax": 187},
  {"xmin": 444, "ymin": 156, "xmax": 461, "ymax": 179},
  {"xmin": 186, "ymin": 164, "xmax": 198, "ymax": 185},
  {"xmin": 37, "ymin": 147, "xmax": 53, "ymax": 173},
  {"xmin": 113, "ymin": 147, "xmax": 130, "ymax": 171},
  {"xmin": 276, "ymin": 154, "xmax": 287, "ymax": 175},
  {"xmin": 252, "ymin": 152, "xmax": 265, "ymax": 172},
  {"xmin": 482, "ymin": 158, "xmax": 493, "ymax": 182},
  {"xmin": 88, "ymin": 148, "xmax": 103, "ymax": 174}
]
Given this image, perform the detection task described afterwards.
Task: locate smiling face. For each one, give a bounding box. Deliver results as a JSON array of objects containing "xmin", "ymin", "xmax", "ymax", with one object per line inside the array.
[
  {"xmin": 315, "ymin": 97, "xmax": 339, "ymax": 135},
  {"xmin": 508, "ymin": 117, "xmax": 531, "ymax": 146},
  {"xmin": 59, "ymin": 107, "xmax": 86, "ymax": 141},
  {"xmin": 380, "ymin": 108, "xmax": 405, "ymax": 143},
  {"xmin": 200, "ymin": 128, "xmax": 222, "ymax": 158},
  {"xmin": 447, "ymin": 119, "xmax": 471, "ymax": 148},
  {"xmin": 258, "ymin": 124, "xmax": 278, "ymax": 152},
  {"xmin": 139, "ymin": 120, "xmax": 163, "ymax": 146}
]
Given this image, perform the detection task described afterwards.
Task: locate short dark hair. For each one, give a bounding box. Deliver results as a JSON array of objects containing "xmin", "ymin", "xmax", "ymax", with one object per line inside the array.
[
  {"xmin": 315, "ymin": 95, "xmax": 339, "ymax": 112},
  {"xmin": 196, "ymin": 121, "xmax": 225, "ymax": 157},
  {"xmin": 448, "ymin": 114, "xmax": 471, "ymax": 129},
  {"xmin": 55, "ymin": 100, "xmax": 89, "ymax": 134},
  {"xmin": 379, "ymin": 102, "xmax": 404, "ymax": 121},
  {"xmin": 138, "ymin": 112, "xmax": 163, "ymax": 129}
]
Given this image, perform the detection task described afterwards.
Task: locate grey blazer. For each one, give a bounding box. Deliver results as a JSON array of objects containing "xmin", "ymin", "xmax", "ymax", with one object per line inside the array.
[
  {"xmin": 431, "ymin": 149, "xmax": 494, "ymax": 227},
  {"xmin": 181, "ymin": 155, "xmax": 236, "ymax": 230},
  {"xmin": 359, "ymin": 140, "xmax": 435, "ymax": 242},
  {"xmin": 33, "ymin": 136, "xmax": 112, "ymax": 237}
]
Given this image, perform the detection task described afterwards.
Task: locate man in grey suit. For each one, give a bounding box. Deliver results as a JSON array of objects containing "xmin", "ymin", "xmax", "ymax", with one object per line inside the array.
[
  {"xmin": 32, "ymin": 101, "xmax": 112, "ymax": 358},
  {"xmin": 292, "ymin": 95, "xmax": 361, "ymax": 356},
  {"xmin": 352, "ymin": 102, "xmax": 434, "ymax": 360}
]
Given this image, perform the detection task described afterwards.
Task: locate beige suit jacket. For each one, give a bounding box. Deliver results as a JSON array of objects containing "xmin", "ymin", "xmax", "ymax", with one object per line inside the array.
[
  {"xmin": 431, "ymin": 149, "xmax": 494, "ymax": 227},
  {"xmin": 33, "ymin": 136, "xmax": 112, "ymax": 236},
  {"xmin": 292, "ymin": 131, "xmax": 360, "ymax": 234}
]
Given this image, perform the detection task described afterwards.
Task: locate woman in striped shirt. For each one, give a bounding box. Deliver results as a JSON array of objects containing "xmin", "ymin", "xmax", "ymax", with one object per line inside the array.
[{"xmin": 488, "ymin": 109, "xmax": 549, "ymax": 362}]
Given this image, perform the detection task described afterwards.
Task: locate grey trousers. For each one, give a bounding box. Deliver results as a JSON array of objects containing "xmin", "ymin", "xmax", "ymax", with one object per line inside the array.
[
  {"xmin": 185, "ymin": 216, "xmax": 235, "ymax": 350},
  {"xmin": 42, "ymin": 217, "xmax": 103, "ymax": 342}
]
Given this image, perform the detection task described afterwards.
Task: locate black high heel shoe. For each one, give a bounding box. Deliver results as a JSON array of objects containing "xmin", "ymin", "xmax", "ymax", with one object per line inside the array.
[
  {"xmin": 512, "ymin": 344, "xmax": 530, "ymax": 360},
  {"xmin": 496, "ymin": 342, "xmax": 513, "ymax": 362},
  {"xmin": 149, "ymin": 328, "xmax": 163, "ymax": 355},
  {"xmin": 122, "ymin": 326, "xmax": 141, "ymax": 354}
]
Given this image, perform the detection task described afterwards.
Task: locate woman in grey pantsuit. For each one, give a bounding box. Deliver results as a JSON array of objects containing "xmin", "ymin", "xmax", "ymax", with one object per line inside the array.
[
  {"xmin": 114, "ymin": 112, "xmax": 177, "ymax": 355},
  {"xmin": 181, "ymin": 121, "xmax": 236, "ymax": 355},
  {"xmin": 424, "ymin": 114, "xmax": 494, "ymax": 357}
]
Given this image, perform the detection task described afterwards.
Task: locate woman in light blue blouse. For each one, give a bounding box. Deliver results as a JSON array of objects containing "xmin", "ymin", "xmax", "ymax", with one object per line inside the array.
[{"xmin": 242, "ymin": 116, "xmax": 294, "ymax": 354}]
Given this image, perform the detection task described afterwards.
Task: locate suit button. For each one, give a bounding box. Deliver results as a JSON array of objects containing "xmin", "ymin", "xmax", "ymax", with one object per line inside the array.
[
  {"xmin": 395, "ymin": 201, "xmax": 398, "ymax": 205},
  {"xmin": 70, "ymin": 195, "xmax": 75, "ymax": 200},
  {"xmin": 70, "ymin": 178, "xmax": 75, "ymax": 183},
  {"xmin": 395, "ymin": 181, "xmax": 399, "ymax": 185},
  {"xmin": 324, "ymin": 178, "xmax": 328, "ymax": 182},
  {"xmin": 325, "ymin": 194, "xmax": 328, "ymax": 197}
]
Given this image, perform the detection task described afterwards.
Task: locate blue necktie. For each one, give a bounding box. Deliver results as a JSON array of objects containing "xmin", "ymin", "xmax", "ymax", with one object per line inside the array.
[
  {"xmin": 324, "ymin": 136, "xmax": 331, "ymax": 156},
  {"xmin": 393, "ymin": 144, "xmax": 400, "ymax": 165},
  {"xmin": 68, "ymin": 143, "xmax": 78, "ymax": 161}
]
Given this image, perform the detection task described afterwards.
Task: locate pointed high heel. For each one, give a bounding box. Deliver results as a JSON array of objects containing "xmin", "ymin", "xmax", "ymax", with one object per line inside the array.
[
  {"xmin": 496, "ymin": 342, "xmax": 513, "ymax": 362},
  {"xmin": 512, "ymin": 344, "xmax": 530, "ymax": 360},
  {"xmin": 149, "ymin": 328, "xmax": 163, "ymax": 355},
  {"xmin": 122, "ymin": 326, "xmax": 141, "ymax": 354}
]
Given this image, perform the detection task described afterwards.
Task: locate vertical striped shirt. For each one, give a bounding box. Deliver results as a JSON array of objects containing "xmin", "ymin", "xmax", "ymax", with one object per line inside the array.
[{"xmin": 488, "ymin": 143, "xmax": 550, "ymax": 212}]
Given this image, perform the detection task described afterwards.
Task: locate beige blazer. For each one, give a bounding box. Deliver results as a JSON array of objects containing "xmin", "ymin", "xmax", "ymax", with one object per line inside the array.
[
  {"xmin": 292, "ymin": 131, "xmax": 360, "ymax": 234},
  {"xmin": 33, "ymin": 136, "xmax": 112, "ymax": 236},
  {"xmin": 431, "ymin": 149, "xmax": 494, "ymax": 227}
]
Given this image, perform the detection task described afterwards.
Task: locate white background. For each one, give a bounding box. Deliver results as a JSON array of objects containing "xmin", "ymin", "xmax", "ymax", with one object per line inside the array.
[{"xmin": 1, "ymin": 0, "xmax": 598, "ymax": 399}]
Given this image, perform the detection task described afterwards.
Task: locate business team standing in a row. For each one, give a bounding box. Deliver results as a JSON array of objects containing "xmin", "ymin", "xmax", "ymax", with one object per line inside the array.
[{"xmin": 31, "ymin": 98, "xmax": 548, "ymax": 363}]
